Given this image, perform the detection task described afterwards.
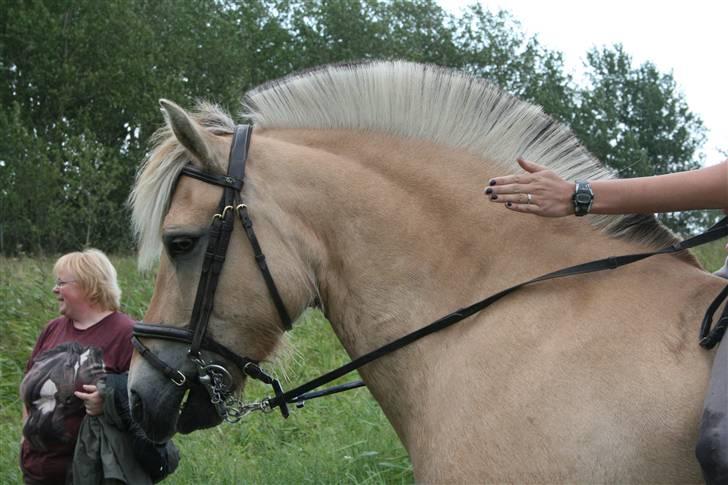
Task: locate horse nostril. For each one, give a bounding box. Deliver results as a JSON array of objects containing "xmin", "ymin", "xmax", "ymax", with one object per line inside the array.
[{"xmin": 129, "ymin": 389, "xmax": 144, "ymax": 425}]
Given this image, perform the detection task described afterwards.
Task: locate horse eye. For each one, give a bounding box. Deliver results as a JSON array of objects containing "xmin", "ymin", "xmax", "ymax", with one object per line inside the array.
[{"xmin": 167, "ymin": 236, "xmax": 198, "ymax": 257}]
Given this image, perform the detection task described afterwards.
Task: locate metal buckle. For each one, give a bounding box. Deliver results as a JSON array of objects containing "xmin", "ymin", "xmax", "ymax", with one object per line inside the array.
[
  {"xmin": 212, "ymin": 205, "xmax": 235, "ymax": 221},
  {"xmin": 170, "ymin": 370, "xmax": 187, "ymax": 387}
]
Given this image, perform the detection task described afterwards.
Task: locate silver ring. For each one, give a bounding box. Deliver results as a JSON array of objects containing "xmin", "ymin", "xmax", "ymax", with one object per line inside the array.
[{"xmin": 527, "ymin": 193, "xmax": 532, "ymax": 204}]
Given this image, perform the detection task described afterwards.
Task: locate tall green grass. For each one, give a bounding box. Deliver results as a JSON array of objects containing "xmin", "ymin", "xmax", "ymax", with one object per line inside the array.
[{"xmin": 2, "ymin": 241, "xmax": 726, "ymax": 483}]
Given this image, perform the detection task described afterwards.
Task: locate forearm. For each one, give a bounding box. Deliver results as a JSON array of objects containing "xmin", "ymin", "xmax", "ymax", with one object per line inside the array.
[{"xmin": 590, "ymin": 161, "xmax": 728, "ymax": 214}]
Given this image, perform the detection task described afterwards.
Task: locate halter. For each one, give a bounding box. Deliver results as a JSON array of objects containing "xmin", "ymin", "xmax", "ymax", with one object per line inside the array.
[
  {"xmin": 133, "ymin": 124, "xmax": 728, "ymax": 424},
  {"xmin": 132, "ymin": 125, "xmax": 295, "ymax": 421}
]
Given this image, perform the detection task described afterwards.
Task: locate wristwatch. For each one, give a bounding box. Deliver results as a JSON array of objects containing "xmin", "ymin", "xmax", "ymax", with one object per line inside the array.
[{"xmin": 572, "ymin": 180, "xmax": 594, "ymax": 216}]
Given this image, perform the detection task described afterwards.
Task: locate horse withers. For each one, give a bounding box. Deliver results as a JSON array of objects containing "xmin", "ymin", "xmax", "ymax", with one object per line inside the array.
[{"xmin": 127, "ymin": 62, "xmax": 726, "ymax": 482}]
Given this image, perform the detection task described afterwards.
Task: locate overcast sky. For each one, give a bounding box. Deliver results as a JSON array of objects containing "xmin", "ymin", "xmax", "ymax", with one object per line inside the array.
[{"xmin": 439, "ymin": 0, "xmax": 726, "ymax": 166}]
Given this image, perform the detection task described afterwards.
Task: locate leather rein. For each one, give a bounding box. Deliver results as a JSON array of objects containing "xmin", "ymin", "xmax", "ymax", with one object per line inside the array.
[{"xmin": 133, "ymin": 124, "xmax": 728, "ymax": 423}]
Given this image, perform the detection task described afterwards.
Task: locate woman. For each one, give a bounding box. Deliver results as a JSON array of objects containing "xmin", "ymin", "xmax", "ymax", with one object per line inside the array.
[
  {"xmin": 485, "ymin": 157, "xmax": 728, "ymax": 484},
  {"xmin": 19, "ymin": 249, "xmax": 135, "ymax": 484}
]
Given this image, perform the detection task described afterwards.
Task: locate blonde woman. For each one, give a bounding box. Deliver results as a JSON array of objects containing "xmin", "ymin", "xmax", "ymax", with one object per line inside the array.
[{"xmin": 20, "ymin": 249, "xmax": 134, "ymax": 484}]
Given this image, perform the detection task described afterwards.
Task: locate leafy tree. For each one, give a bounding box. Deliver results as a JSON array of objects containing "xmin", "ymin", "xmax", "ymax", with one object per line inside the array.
[
  {"xmin": 454, "ymin": 6, "xmax": 575, "ymax": 122},
  {"xmin": 0, "ymin": 104, "xmax": 63, "ymax": 254},
  {"xmin": 572, "ymin": 45, "xmax": 708, "ymax": 233}
]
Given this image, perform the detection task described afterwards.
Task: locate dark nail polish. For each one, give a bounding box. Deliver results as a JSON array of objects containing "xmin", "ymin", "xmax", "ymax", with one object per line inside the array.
[
  {"xmin": 506, "ymin": 202, "xmax": 512, "ymax": 208},
  {"xmin": 490, "ymin": 194, "xmax": 498, "ymax": 200},
  {"xmin": 485, "ymin": 187, "xmax": 493, "ymax": 195},
  {"xmin": 489, "ymin": 179, "xmax": 496, "ymax": 186}
]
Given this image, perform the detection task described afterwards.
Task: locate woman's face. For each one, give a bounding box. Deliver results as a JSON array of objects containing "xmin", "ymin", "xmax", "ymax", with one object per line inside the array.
[{"xmin": 53, "ymin": 270, "xmax": 90, "ymax": 320}]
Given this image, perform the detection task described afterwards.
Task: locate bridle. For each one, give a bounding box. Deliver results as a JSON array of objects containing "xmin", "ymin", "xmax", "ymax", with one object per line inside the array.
[
  {"xmin": 132, "ymin": 125, "xmax": 296, "ymax": 421},
  {"xmin": 133, "ymin": 124, "xmax": 728, "ymax": 424}
]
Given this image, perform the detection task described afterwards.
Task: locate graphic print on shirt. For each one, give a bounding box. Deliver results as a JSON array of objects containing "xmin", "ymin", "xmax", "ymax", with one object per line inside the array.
[{"xmin": 20, "ymin": 341, "xmax": 105, "ymax": 450}]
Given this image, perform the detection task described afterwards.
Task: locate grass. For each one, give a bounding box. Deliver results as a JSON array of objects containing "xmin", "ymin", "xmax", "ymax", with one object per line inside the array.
[{"xmin": 1, "ymin": 239, "xmax": 726, "ymax": 483}]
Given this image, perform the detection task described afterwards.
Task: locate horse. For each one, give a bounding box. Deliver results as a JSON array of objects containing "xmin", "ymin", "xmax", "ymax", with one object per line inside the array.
[{"xmin": 127, "ymin": 61, "xmax": 726, "ymax": 482}]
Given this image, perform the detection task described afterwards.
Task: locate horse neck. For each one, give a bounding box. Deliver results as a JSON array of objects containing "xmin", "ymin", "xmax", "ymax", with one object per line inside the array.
[
  {"xmin": 255, "ymin": 128, "xmax": 507, "ymax": 339},
  {"xmin": 252, "ymin": 128, "xmax": 710, "ymax": 442}
]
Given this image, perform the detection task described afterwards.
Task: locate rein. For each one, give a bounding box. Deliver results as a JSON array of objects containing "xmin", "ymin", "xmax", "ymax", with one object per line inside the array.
[
  {"xmin": 133, "ymin": 124, "xmax": 728, "ymax": 423},
  {"xmin": 261, "ymin": 216, "xmax": 728, "ymax": 414}
]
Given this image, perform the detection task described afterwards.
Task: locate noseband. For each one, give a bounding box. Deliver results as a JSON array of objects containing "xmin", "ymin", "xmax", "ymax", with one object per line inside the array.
[{"xmin": 132, "ymin": 125, "xmax": 294, "ymax": 421}]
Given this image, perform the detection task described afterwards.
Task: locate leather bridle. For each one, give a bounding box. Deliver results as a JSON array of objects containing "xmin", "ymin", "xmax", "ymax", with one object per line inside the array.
[
  {"xmin": 132, "ymin": 124, "xmax": 728, "ymax": 424},
  {"xmin": 132, "ymin": 125, "xmax": 295, "ymax": 421}
]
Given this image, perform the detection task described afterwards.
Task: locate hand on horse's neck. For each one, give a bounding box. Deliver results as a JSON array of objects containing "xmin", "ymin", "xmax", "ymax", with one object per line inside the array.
[{"xmin": 72, "ymin": 308, "xmax": 114, "ymax": 330}]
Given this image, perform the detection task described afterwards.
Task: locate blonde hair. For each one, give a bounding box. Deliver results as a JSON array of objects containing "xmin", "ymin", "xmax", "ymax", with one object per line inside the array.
[{"xmin": 54, "ymin": 249, "xmax": 121, "ymax": 311}]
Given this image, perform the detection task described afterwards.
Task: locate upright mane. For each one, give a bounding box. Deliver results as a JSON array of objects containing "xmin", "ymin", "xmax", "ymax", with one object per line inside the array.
[{"xmin": 131, "ymin": 61, "xmax": 678, "ymax": 269}]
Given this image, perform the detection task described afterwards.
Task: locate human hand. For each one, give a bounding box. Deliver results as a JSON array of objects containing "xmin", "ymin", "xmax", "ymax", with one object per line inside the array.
[
  {"xmin": 485, "ymin": 158, "xmax": 575, "ymax": 217},
  {"xmin": 74, "ymin": 384, "xmax": 104, "ymax": 416}
]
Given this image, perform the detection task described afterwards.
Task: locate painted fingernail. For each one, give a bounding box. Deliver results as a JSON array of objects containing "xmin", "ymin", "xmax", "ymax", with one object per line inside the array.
[
  {"xmin": 489, "ymin": 179, "xmax": 496, "ymax": 186},
  {"xmin": 506, "ymin": 202, "xmax": 512, "ymax": 208},
  {"xmin": 485, "ymin": 187, "xmax": 493, "ymax": 195},
  {"xmin": 490, "ymin": 194, "xmax": 498, "ymax": 200}
]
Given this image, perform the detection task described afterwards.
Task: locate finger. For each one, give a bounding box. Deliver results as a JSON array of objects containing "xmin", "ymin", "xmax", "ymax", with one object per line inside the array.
[
  {"xmin": 74, "ymin": 391, "xmax": 91, "ymax": 400},
  {"xmin": 82, "ymin": 384, "xmax": 97, "ymax": 392},
  {"xmin": 487, "ymin": 173, "xmax": 533, "ymax": 188},
  {"xmin": 489, "ymin": 193, "xmax": 533, "ymax": 204},
  {"xmin": 516, "ymin": 157, "xmax": 548, "ymax": 173},
  {"xmin": 505, "ymin": 201, "xmax": 540, "ymax": 214},
  {"xmin": 485, "ymin": 183, "xmax": 533, "ymax": 201}
]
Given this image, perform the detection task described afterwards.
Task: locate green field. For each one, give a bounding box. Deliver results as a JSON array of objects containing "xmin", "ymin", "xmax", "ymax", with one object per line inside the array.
[{"xmin": 1, "ymin": 240, "xmax": 726, "ymax": 483}]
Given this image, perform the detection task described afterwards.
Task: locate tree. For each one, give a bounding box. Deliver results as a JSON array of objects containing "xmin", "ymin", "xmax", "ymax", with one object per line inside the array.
[
  {"xmin": 454, "ymin": 5, "xmax": 575, "ymax": 123},
  {"xmin": 572, "ymin": 45, "xmax": 709, "ymax": 233}
]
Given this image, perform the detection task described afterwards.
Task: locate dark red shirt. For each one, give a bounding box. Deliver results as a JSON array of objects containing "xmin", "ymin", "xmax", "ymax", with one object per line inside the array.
[{"xmin": 20, "ymin": 312, "xmax": 134, "ymax": 484}]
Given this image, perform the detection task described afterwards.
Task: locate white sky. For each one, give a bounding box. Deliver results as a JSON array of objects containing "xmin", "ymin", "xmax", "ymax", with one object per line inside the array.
[{"xmin": 439, "ymin": 0, "xmax": 726, "ymax": 166}]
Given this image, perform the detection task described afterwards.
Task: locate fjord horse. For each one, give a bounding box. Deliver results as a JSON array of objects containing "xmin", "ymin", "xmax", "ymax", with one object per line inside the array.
[{"xmin": 128, "ymin": 62, "xmax": 726, "ymax": 482}]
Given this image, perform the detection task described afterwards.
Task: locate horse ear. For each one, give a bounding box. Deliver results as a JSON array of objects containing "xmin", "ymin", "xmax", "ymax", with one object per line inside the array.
[{"xmin": 159, "ymin": 99, "xmax": 215, "ymax": 167}]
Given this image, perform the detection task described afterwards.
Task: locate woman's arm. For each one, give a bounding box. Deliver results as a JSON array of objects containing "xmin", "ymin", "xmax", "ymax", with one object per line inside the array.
[{"xmin": 486, "ymin": 158, "xmax": 728, "ymax": 216}]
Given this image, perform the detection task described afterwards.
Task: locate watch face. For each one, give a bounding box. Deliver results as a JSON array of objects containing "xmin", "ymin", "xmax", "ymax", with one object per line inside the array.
[{"xmin": 575, "ymin": 193, "xmax": 592, "ymax": 204}]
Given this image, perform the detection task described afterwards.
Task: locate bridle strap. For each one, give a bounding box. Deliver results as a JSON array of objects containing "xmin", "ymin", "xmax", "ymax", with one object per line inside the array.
[
  {"xmin": 133, "ymin": 324, "xmax": 258, "ymax": 371},
  {"xmin": 700, "ymin": 284, "xmax": 728, "ymax": 349},
  {"xmin": 237, "ymin": 203, "xmax": 292, "ymax": 330},
  {"xmin": 133, "ymin": 124, "xmax": 293, "ymax": 417},
  {"xmin": 180, "ymin": 165, "xmax": 243, "ymax": 190},
  {"xmin": 186, "ymin": 126, "xmax": 252, "ymax": 356},
  {"xmin": 227, "ymin": 124, "xmax": 251, "ymax": 180}
]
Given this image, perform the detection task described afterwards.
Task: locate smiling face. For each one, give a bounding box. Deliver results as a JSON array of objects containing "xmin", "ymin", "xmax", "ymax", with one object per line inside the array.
[{"xmin": 53, "ymin": 270, "xmax": 92, "ymax": 321}]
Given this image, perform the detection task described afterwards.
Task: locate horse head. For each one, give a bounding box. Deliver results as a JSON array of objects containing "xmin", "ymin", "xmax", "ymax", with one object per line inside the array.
[{"xmin": 127, "ymin": 100, "xmax": 316, "ymax": 442}]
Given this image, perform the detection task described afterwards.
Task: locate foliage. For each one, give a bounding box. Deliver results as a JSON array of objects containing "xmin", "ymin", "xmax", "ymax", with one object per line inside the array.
[{"xmin": 0, "ymin": 0, "xmax": 711, "ymax": 255}]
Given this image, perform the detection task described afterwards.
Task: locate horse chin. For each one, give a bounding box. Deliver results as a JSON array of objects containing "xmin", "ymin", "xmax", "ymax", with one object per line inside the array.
[
  {"xmin": 177, "ymin": 383, "xmax": 223, "ymax": 433},
  {"xmin": 130, "ymin": 383, "xmax": 184, "ymax": 444}
]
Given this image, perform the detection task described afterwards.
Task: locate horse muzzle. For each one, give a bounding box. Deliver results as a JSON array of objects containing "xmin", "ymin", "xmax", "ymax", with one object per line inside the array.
[{"xmin": 128, "ymin": 357, "xmax": 187, "ymax": 443}]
